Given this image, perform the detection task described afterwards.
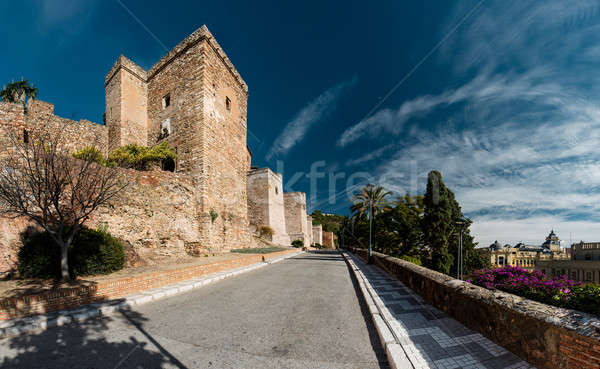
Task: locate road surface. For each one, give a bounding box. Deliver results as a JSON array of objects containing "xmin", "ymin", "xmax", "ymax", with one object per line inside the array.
[{"xmin": 0, "ymin": 252, "xmax": 388, "ymax": 369}]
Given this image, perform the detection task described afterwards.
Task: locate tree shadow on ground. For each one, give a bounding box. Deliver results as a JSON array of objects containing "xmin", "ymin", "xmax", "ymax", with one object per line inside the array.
[{"xmin": 0, "ymin": 307, "xmax": 187, "ymax": 369}]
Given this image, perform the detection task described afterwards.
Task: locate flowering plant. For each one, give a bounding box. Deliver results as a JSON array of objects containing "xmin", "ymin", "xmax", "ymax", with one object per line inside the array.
[{"xmin": 467, "ymin": 266, "xmax": 600, "ymax": 315}]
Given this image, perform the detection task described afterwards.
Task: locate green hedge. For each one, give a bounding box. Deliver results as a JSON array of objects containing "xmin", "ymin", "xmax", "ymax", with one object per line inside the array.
[
  {"xmin": 291, "ymin": 239, "xmax": 304, "ymax": 248},
  {"xmin": 18, "ymin": 227, "xmax": 125, "ymax": 279}
]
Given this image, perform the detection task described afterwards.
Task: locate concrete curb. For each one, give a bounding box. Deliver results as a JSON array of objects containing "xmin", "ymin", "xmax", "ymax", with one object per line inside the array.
[
  {"xmin": 342, "ymin": 251, "xmax": 414, "ymax": 369},
  {"xmin": 0, "ymin": 250, "xmax": 303, "ymax": 338}
]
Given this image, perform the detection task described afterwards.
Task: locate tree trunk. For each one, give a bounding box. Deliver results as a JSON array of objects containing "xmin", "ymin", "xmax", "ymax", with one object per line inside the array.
[{"xmin": 59, "ymin": 242, "xmax": 70, "ymax": 281}]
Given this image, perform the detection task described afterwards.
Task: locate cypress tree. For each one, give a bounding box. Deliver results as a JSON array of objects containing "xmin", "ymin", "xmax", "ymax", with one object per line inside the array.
[{"xmin": 423, "ymin": 170, "xmax": 488, "ymax": 276}]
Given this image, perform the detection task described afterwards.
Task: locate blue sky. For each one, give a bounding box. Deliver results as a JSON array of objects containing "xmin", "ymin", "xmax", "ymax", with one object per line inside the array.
[{"xmin": 2, "ymin": 1, "xmax": 600, "ymax": 247}]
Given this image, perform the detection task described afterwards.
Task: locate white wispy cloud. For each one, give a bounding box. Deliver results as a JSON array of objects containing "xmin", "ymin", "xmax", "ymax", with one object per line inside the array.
[
  {"xmin": 267, "ymin": 76, "xmax": 356, "ymax": 160},
  {"xmin": 345, "ymin": 0, "xmax": 600, "ymax": 246},
  {"xmin": 337, "ymin": 69, "xmax": 562, "ymax": 147},
  {"xmin": 345, "ymin": 144, "xmax": 395, "ymax": 167},
  {"xmin": 41, "ymin": 0, "xmax": 97, "ymax": 24}
]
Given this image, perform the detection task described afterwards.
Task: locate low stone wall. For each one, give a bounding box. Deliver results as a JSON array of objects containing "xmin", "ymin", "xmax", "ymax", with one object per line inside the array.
[
  {"xmin": 350, "ymin": 248, "xmax": 600, "ymax": 369},
  {"xmin": 0, "ymin": 249, "xmax": 296, "ymax": 321}
]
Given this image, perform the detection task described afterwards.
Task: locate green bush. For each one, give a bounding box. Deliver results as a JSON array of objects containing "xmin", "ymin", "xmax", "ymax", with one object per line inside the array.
[
  {"xmin": 108, "ymin": 142, "xmax": 177, "ymax": 170},
  {"xmin": 17, "ymin": 231, "xmax": 60, "ymax": 279},
  {"xmin": 72, "ymin": 147, "xmax": 109, "ymax": 166},
  {"xmin": 291, "ymin": 239, "xmax": 304, "ymax": 248},
  {"xmin": 73, "ymin": 142, "xmax": 176, "ymax": 171},
  {"xmin": 18, "ymin": 227, "xmax": 126, "ymax": 279},
  {"xmin": 398, "ymin": 255, "xmax": 422, "ymax": 266},
  {"xmin": 313, "ymin": 243, "xmax": 323, "ymax": 249}
]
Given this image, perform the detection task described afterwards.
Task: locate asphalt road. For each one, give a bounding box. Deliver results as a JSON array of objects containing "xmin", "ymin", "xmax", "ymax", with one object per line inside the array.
[{"xmin": 0, "ymin": 252, "xmax": 388, "ymax": 369}]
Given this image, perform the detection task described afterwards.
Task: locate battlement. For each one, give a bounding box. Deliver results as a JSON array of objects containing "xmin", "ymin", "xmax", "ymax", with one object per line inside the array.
[
  {"xmin": 146, "ymin": 25, "xmax": 247, "ymax": 94},
  {"xmin": 105, "ymin": 55, "xmax": 148, "ymax": 86}
]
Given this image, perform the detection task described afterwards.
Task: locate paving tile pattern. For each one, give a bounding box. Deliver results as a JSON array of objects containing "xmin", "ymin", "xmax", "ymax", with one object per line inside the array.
[{"xmin": 353, "ymin": 256, "xmax": 537, "ymax": 369}]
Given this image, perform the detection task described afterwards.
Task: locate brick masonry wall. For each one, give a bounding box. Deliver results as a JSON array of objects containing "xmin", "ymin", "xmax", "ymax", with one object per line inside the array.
[
  {"xmin": 0, "ymin": 249, "xmax": 298, "ymax": 321},
  {"xmin": 350, "ymin": 248, "xmax": 600, "ymax": 369}
]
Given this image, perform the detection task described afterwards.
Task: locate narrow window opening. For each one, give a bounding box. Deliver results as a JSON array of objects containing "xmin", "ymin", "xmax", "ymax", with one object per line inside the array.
[
  {"xmin": 225, "ymin": 96, "xmax": 231, "ymax": 111},
  {"xmin": 275, "ymin": 187, "xmax": 278, "ymax": 195},
  {"xmin": 23, "ymin": 130, "xmax": 29, "ymax": 144},
  {"xmin": 162, "ymin": 94, "xmax": 171, "ymax": 109},
  {"xmin": 158, "ymin": 118, "xmax": 171, "ymax": 140}
]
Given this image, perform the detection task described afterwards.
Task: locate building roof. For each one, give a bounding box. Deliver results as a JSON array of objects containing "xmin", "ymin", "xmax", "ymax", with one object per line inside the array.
[{"xmin": 489, "ymin": 240, "xmax": 503, "ymax": 250}]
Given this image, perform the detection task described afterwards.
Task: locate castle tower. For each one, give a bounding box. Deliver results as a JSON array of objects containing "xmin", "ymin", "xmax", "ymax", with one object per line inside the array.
[
  {"xmin": 105, "ymin": 56, "xmax": 148, "ymax": 150},
  {"xmin": 306, "ymin": 215, "xmax": 313, "ymax": 246},
  {"xmin": 105, "ymin": 25, "xmax": 252, "ymax": 251},
  {"xmin": 246, "ymin": 168, "xmax": 290, "ymax": 245},
  {"xmin": 312, "ymin": 224, "xmax": 323, "ymax": 245},
  {"xmin": 284, "ymin": 192, "xmax": 310, "ymax": 246}
]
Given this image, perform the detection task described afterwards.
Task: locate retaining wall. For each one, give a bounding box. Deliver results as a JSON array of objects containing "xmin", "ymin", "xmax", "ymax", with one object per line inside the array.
[{"xmin": 350, "ymin": 248, "xmax": 600, "ymax": 369}]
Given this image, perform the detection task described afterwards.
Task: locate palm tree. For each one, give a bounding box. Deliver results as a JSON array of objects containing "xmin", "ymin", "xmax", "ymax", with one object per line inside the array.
[
  {"xmin": 350, "ymin": 184, "xmax": 391, "ymax": 263},
  {"xmin": 0, "ymin": 80, "xmax": 39, "ymax": 110}
]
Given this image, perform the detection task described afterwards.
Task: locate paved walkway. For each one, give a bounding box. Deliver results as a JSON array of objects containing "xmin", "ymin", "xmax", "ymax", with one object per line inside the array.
[
  {"xmin": 348, "ymin": 254, "xmax": 536, "ymax": 369},
  {"xmin": 0, "ymin": 252, "xmax": 388, "ymax": 369}
]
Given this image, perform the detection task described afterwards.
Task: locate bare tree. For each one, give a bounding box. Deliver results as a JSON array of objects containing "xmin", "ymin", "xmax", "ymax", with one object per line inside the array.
[{"xmin": 0, "ymin": 119, "xmax": 126, "ymax": 280}]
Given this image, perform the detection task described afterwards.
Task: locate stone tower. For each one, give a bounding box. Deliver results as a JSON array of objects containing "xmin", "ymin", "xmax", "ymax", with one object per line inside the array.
[
  {"xmin": 284, "ymin": 192, "xmax": 310, "ymax": 246},
  {"xmin": 104, "ymin": 25, "xmax": 251, "ymax": 252},
  {"xmin": 246, "ymin": 168, "xmax": 290, "ymax": 245}
]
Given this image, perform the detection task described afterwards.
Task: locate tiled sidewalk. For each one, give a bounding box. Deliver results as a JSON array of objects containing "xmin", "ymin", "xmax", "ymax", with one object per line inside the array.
[{"xmin": 349, "ymin": 255, "xmax": 537, "ymax": 369}]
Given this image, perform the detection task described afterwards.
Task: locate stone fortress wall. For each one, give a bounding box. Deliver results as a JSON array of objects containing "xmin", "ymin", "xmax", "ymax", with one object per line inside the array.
[
  {"xmin": 103, "ymin": 25, "xmax": 252, "ymax": 253},
  {"xmin": 246, "ymin": 168, "xmax": 290, "ymax": 245},
  {"xmin": 312, "ymin": 224, "xmax": 323, "ymax": 245},
  {"xmin": 0, "ymin": 99, "xmax": 108, "ymax": 159},
  {"xmin": 283, "ymin": 192, "xmax": 311, "ymax": 246},
  {"xmin": 245, "ymin": 167, "xmax": 317, "ymax": 247},
  {"xmin": 0, "ymin": 26, "xmax": 271, "ymax": 273},
  {"xmin": 0, "ymin": 25, "xmax": 326, "ymax": 273},
  {"xmin": 322, "ymin": 231, "xmax": 336, "ymax": 249},
  {"xmin": 306, "ymin": 215, "xmax": 313, "ymax": 247}
]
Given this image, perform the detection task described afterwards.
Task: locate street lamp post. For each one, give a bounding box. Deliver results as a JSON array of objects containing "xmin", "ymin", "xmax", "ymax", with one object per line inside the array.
[
  {"xmin": 368, "ymin": 200, "xmax": 373, "ymax": 264},
  {"xmin": 455, "ymin": 216, "xmax": 470, "ymax": 279}
]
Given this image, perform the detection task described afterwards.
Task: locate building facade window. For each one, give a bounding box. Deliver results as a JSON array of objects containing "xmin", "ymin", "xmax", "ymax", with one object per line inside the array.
[
  {"xmin": 162, "ymin": 94, "xmax": 171, "ymax": 109},
  {"xmin": 225, "ymin": 96, "xmax": 231, "ymax": 111}
]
